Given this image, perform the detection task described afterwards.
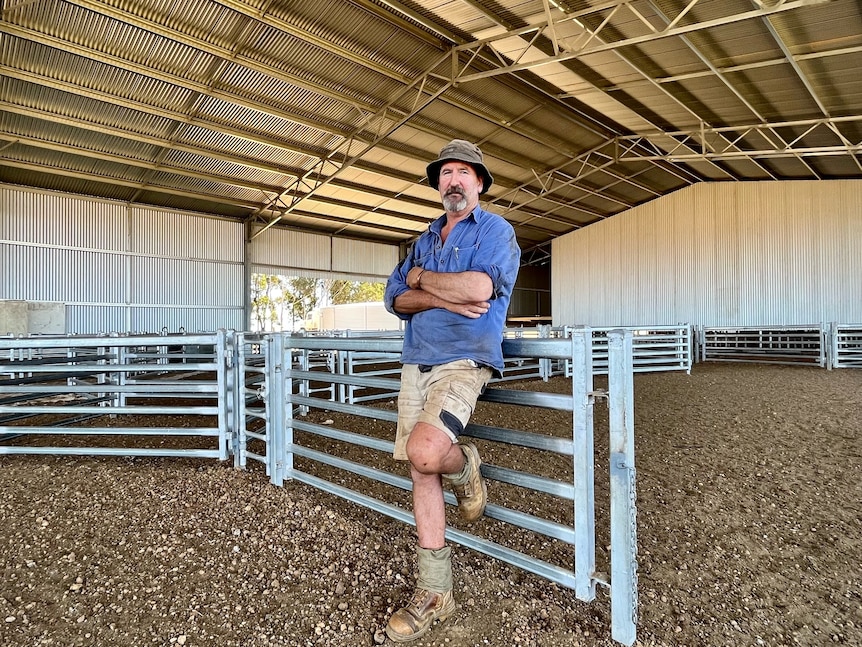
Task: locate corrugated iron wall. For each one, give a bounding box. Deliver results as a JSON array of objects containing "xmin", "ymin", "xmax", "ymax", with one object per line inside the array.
[
  {"xmin": 1, "ymin": 185, "xmax": 244, "ymax": 333},
  {"xmin": 10, "ymin": 179, "xmax": 858, "ymax": 334},
  {"xmin": 252, "ymin": 226, "xmax": 398, "ymax": 280},
  {"xmin": 2, "ymin": 185, "xmax": 403, "ymax": 334},
  {"xmin": 552, "ymin": 180, "xmax": 862, "ymax": 327}
]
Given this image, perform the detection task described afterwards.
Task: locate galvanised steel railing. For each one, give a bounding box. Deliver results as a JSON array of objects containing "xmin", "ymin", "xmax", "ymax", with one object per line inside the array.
[
  {"xmin": 1, "ymin": 328, "xmax": 640, "ymax": 645},
  {"xmin": 245, "ymin": 329, "xmax": 639, "ymax": 646},
  {"xmin": 563, "ymin": 324, "xmax": 692, "ymax": 375},
  {"xmin": 696, "ymin": 324, "xmax": 828, "ymax": 366},
  {"xmin": 830, "ymin": 323, "xmax": 862, "ymax": 368},
  {"xmin": 0, "ymin": 331, "xmax": 232, "ymax": 458}
]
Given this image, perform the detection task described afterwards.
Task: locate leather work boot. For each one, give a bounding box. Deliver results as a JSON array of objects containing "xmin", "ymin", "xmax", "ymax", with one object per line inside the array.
[
  {"xmin": 385, "ymin": 588, "xmax": 455, "ymax": 643},
  {"xmin": 444, "ymin": 442, "xmax": 487, "ymax": 522}
]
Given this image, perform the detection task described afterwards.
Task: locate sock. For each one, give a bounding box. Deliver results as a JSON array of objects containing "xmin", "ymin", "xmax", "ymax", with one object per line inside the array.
[
  {"xmin": 444, "ymin": 445, "xmax": 470, "ymax": 486},
  {"xmin": 416, "ymin": 545, "xmax": 452, "ymax": 593}
]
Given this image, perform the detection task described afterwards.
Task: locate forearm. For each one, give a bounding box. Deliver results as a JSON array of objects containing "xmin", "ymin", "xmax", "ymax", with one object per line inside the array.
[
  {"xmin": 408, "ymin": 267, "xmax": 492, "ymax": 303},
  {"xmin": 393, "ymin": 284, "xmax": 490, "ymax": 319},
  {"xmin": 392, "ymin": 287, "xmax": 447, "ymax": 315}
]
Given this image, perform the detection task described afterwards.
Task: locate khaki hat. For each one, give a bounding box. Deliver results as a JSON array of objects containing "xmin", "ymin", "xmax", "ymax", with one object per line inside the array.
[{"xmin": 425, "ymin": 139, "xmax": 493, "ymax": 194}]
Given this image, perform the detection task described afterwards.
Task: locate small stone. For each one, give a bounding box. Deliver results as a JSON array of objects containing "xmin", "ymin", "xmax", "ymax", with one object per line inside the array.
[
  {"xmin": 373, "ymin": 629, "xmax": 386, "ymax": 644},
  {"xmin": 177, "ymin": 635, "xmax": 187, "ymax": 645}
]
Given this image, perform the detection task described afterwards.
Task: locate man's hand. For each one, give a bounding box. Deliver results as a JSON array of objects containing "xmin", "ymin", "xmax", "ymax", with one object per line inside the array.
[
  {"xmin": 446, "ymin": 300, "xmax": 490, "ymax": 319},
  {"xmin": 406, "ymin": 266, "xmax": 425, "ymax": 290},
  {"xmin": 393, "ymin": 288, "xmax": 489, "ymax": 318},
  {"xmin": 405, "ymin": 267, "xmax": 492, "ymax": 304}
]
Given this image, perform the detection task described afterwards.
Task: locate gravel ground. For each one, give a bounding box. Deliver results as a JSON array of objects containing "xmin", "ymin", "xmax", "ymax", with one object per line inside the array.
[{"xmin": 0, "ymin": 362, "xmax": 860, "ymax": 647}]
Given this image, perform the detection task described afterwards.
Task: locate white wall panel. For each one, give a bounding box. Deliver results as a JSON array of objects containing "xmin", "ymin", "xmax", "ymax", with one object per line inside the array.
[
  {"xmin": 2, "ymin": 244, "xmax": 126, "ymax": 302},
  {"xmin": 331, "ymin": 237, "xmax": 398, "ymax": 278},
  {"xmin": 552, "ymin": 180, "xmax": 862, "ymax": 327},
  {"xmin": 131, "ymin": 256, "xmax": 243, "ymax": 306},
  {"xmin": 3, "ymin": 186, "xmax": 406, "ymax": 333},
  {"xmin": 636, "ymin": 204, "xmax": 657, "ymax": 324},
  {"xmin": 0, "ymin": 185, "xmax": 126, "ymax": 250},
  {"xmin": 820, "ymin": 181, "xmax": 862, "ymax": 323},
  {"xmin": 251, "ymin": 227, "xmax": 399, "ymax": 280},
  {"xmin": 692, "ymin": 187, "xmax": 718, "ymax": 323},
  {"xmin": 130, "ymin": 207, "xmax": 243, "ymax": 262},
  {"xmin": 1, "ymin": 185, "xmax": 245, "ymax": 333},
  {"xmin": 673, "ymin": 188, "xmax": 697, "ymax": 322},
  {"xmin": 251, "ymin": 227, "xmax": 332, "ymax": 272},
  {"xmin": 66, "ymin": 305, "xmax": 129, "ymax": 334}
]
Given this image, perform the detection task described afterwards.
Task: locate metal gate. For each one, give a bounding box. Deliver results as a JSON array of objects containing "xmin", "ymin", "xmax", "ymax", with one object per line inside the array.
[
  {"xmin": 236, "ymin": 329, "xmax": 639, "ymax": 646},
  {"xmin": 1, "ymin": 328, "xmax": 639, "ymax": 645}
]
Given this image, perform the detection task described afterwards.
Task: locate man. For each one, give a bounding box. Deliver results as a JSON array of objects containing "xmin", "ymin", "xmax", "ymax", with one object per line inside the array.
[{"xmin": 383, "ymin": 139, "xmax": 521, "ymax": 642}]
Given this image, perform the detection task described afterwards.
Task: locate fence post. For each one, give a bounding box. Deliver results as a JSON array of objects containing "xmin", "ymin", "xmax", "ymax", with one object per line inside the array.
[
  {"xmin": 266, "ymin": 334, "xmax": 287, "ymax": 486},
  {"xmin": 216, "ymin": 329, "xmax": 232, "ymax": 462},
  {"xmin": 608, "ymin": 329, "xmax": 638, "ymax": 646},
  {"xmin": 571, "ymin": 327, "xmax": 596, "ymax": 602},
  {"xmin": 228, "ymin": 330, "xmax": 242, "ymax": 463}
]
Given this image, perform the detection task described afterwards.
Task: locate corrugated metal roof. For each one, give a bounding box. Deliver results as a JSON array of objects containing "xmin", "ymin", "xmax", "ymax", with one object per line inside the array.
[{"xmin": 1, "ymin": 0, "xmax": 860, "ymax": 262}]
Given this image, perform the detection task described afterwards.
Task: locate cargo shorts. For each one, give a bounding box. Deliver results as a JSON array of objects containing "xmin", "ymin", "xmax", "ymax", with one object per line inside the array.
[{"xmin": 393, "ymin": 359, "xmax": 492, "ymax": 461}]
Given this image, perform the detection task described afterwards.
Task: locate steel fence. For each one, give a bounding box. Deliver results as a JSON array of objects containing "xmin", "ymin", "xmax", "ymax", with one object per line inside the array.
[
  {"xmin": 242, "ymin": 329, "xmax": 639, "ymax": 646},
  {"xmin": 0, "ymin": 331, "xmax": 232, "ymax": 458},
  {"xmin": 831, "ymin": 323, "xmax": 862, "ymax": 368},
  {"xmin": 561, "ymin": 325, "xmax": 692, "ymax": 375},
  {"xmin": 1, "ymin": 328, "xmax": 640, "ymax": 646},
  {"xmin": 696, "ymin": 324, "xmax": 829, "ymax": 366}
]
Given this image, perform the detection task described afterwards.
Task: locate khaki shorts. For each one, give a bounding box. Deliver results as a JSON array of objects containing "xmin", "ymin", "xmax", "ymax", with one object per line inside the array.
[{"xmin": 394, "ymin": 359, "xmax": 492, "ymax": 461}]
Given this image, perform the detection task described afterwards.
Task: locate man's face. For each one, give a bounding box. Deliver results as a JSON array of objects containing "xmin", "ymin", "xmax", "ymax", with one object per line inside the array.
[{"xmin": 438, "ymin": 161, "xmax": 482, "ymax": 214}]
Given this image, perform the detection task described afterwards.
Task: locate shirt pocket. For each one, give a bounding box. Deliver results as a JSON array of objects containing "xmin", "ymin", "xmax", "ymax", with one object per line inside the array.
[
  {"xmin": 448, "ymin": 242, "xmax": 480, "ymax": 270},
  {"xmin": 413, "ymin": 248, "xmax": 438, "ymax": 270}
]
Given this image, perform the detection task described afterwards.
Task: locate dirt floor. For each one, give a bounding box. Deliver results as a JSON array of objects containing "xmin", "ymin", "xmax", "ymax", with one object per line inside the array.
[{"xmin": 0, "ymin": 362, "xmax": 860, "ymax": 647}]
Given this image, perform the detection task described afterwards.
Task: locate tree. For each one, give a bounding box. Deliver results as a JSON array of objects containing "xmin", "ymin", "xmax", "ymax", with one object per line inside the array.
[
  {"xmin": 328, "ymin": 280, "xmax": 385, "ymax": 305},
  {"xmin": 250, "ymin": 274, "xmax": 285, "ymax": 331},
  {"xmin": 251, "ymin": 275, "xmax": 386, "ymax": 331},
  {"xmin": 285, "ymin": 276, "xmax": 321, "ymax": 326}
]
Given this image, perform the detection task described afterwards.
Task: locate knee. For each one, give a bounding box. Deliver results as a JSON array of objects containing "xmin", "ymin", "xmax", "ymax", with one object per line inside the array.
[
  {"xmin": 406, "ymin": 438, "xmax": 441, "ymax": 473},
  {"xmin": 406, "ymin": 424, "xmax": 448, "ymax": 474}
]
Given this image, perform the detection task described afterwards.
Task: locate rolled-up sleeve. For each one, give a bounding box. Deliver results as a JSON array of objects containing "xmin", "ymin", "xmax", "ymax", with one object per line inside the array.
[
  {"xmin": 384, "ymin": 256, "xmax": 412, "ymax": 320},
  {"xmin": 471, "ymin": 220, "xmax": 521, "ymax": 300}
]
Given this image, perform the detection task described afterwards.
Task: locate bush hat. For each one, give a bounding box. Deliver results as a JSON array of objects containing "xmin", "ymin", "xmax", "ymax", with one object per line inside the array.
[{"xmin": 426, "ymin": 139, "xmax": 493, "ymax": 194}]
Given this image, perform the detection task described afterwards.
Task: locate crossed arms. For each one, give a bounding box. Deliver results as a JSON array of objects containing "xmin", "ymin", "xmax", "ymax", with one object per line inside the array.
[{"xmin": 392, "ymin": 266, "xmax": 493, "ymax": 320}]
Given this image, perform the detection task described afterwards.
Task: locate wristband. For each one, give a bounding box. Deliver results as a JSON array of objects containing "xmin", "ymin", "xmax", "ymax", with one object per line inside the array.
[{"xmin": 415, "ymin": 268, "xmax": 426, "ymax": 288}]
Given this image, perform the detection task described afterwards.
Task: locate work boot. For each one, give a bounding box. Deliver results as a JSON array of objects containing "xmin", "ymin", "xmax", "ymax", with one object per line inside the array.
[
  {"xmin": 385, "ymin": 587, "xmax": 455, "ymax": 643},
  {"xmin": 386, "ymin": 546, "xmax": 454, "ymax": 642},
  {"xmin": 443, "ymin": 442, "xmax": 487, "ymax": 522}
]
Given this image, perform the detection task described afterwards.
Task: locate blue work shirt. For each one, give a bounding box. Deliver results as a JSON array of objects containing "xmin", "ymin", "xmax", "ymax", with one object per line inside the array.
[{"xmin": 384, "ymin": 206, "xmax": 521, "ymax": 376}]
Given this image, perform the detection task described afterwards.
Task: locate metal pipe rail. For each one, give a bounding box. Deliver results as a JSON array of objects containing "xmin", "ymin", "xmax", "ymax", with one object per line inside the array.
[
  {"xmin": 337, "ymin": 330, "xmax": 403, "ymax": 404},
  {"xmin": 831, "ymin": 324, "xmax": 862, "ymax": 368},
  {"xmin": 501, "ymin": 325, "xmax": 564, "ymax": 381},
  {"xmin": 563, "ymin": 325, "xmax": 692, "ymax": 375},
  {"xmin": 696, "ymin": 324, "xmax": 828, "ymax": 366},
  {"xmin": 0, "ymin": 331, "xmax": 233, "ymax": 458},
  {"xmin": 2, "ymin": 328, "xmax": 640, "ymax": 645},
  {"xmin": 247, "ymin": 330, "xmax": 638, "ymax": 646},
  {"xmin": 314, "ymin": 326, "xmax": 573, "ymax": 405}
]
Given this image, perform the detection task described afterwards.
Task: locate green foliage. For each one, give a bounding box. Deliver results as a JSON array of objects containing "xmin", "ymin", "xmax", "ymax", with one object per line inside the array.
[
  {"xmin": 250, "ymin": 274, "xmax": 385, "ymax": 331},
  {"xmin": 329, "ymin": 280, "xmax": 385, "ymax": 305}
]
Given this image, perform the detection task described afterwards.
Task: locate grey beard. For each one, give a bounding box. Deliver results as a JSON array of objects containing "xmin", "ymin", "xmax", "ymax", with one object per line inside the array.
[{"xmin": 443, "ymin": 193, "xmax": 468, "ymax": 212}]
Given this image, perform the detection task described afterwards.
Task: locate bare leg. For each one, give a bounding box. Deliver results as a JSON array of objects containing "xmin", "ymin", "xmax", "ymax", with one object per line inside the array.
[
  {"xmin": 385, "ymin": 422, "xmax": 466, "ymax": 642},
  {"xmin": 406, "ymin": 421, "xmax": 464, "ymax": 548}
]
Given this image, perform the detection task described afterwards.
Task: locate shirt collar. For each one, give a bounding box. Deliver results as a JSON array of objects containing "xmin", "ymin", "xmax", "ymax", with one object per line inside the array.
[{"xmin": 429, "ymin": 206, "xmax": 484, "ymax": 234}]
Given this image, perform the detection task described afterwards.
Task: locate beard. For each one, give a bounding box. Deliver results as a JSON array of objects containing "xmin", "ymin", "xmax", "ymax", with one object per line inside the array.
[{"xmin": 442, "ymin": 190, "xmax": 469, "ymax": 213}]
